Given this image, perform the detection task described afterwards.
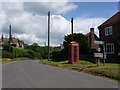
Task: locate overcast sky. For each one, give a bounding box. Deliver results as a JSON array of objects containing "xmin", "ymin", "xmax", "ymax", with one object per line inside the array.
[{"xmin": 1, "ymin": 1, "xmax": 118, "ymax": 46}]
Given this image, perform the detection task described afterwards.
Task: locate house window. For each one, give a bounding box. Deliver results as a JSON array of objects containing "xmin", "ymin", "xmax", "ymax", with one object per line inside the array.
[
  {"xmin": 105, "ymin": 43, "xmax": 114, "ymax": 54},
  {"xmin": 105, "ymin": 26, "xmax": 112, "ymax": 36}
]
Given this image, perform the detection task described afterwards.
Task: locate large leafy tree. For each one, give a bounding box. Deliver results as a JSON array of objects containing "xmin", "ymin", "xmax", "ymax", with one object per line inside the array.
[
  {"xmin": 63, "ymin": 33, "xmax": 91, "ymax": 55},
  {"xmin": 26, "ymin": 43, "xmax": 48, "ymax": 59}
]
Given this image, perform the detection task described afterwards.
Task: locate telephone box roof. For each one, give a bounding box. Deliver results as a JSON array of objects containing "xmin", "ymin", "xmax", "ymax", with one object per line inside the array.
[{"xmin": 70, "ymin": 41, "xmax": 78, "ymax": 44}]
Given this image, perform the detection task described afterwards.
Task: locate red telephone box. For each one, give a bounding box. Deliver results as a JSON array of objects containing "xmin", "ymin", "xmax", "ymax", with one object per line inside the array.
[{"xmin": 68, "ymin": 41, "xmax": 79, "ymax": 64}]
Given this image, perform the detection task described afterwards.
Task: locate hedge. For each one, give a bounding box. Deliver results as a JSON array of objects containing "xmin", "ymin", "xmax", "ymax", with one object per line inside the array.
[
  {"xmin": 52, "ymin": 49, "xmax": 68, "ymax": 61},
  {"xmin": 2, "ymin": 51, "xmax": 13, "ymax": 59},
  {"xmin": 2, "ymin": 45, "xmax": 42, "ymax": 59}
]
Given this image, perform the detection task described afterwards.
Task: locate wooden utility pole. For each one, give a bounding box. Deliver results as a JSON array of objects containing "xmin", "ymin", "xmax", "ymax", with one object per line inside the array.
[
  {"xmin": 8, "ymin": 24, "xmax": 12, "ymax": 54},
  {"xmin": 48, "ymin": 11, "xmax": 50, "ymax": 61},
  {"xmin": 71, "ymin": 18, "xmax": 73, "ymax": 41},
  {"xmin": 9, "ymin": 24, "xmax": 12, "ymax": 45},
  {"xmin": 103, "ymin": 44, "xmax": 105, "ymax": 65}
]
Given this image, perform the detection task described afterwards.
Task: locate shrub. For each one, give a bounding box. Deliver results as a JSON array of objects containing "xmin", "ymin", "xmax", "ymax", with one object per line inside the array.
[
  {"xmin": 52, "ymin": 49, "xmax": 67, "ymax": 61},
  {"xmin": 2, "ymin": 44, "xmax": 43, "ymax": 59},
  {"xmin": 2, "ymin": 51, "xmax": 13, "ymax": 59},
  {"xmin": 12, "ymin": 47, "xmax": 24, "ymax": 58},
  {"xmin": 27, "ymin": 49, "xmax": 37, "ymax": 59},
  {"xmin": 3, "ymin": 45, "xmax": 12, "ymax": 52}
]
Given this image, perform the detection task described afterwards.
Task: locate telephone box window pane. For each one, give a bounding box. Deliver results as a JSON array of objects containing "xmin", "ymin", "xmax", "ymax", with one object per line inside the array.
[{"xmin": 74, "ymin": 46, "xmax": 77, "ymax": 61}]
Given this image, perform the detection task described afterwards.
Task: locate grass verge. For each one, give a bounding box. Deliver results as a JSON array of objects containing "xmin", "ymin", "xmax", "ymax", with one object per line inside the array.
[
  {"xmin": 0, "ymin": 57, "xmax": 33, "ymax": 64},
  {"xmin": 40, "ymin": 59, "xmax": 120, "ymax": 81}
]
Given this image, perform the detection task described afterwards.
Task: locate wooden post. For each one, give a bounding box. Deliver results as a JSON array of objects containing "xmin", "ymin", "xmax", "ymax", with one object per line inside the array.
[
  {"xmin": 48, "ymin": 11, "xmax": 50, "ymax": 61},
  {"xmin": 71, "ymin": 18, "xmax": 73, "ymax": 41},
  {"xmin": 103, "ymin": 44, "xmax": 105, "ymax": 65},
  {"xmin": 9, "ymin": 24, "xmax": 12, "ymax": 45}
]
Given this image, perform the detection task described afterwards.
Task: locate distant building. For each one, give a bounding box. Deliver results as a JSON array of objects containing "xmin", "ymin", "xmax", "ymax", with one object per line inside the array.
[
  {"xmin": 98, "ymin": 12, "xmax": 120, "ymax": 62},
  {"xmin": 60, "ymin": 44, "xmax": 64, "ymax": 49},
  {"xmin": 0, "ymin": 34, "xmax": 24, "ymax": 49},
  {"xmin": 85, "ymin": 28, "xmax": 100, "ymax": 50}
]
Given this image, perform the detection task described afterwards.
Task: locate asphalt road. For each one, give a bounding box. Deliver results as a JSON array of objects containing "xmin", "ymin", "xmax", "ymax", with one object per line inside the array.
[{"xmin": 2, "ymin": 60, "xmax": 118, "ymax": 88}]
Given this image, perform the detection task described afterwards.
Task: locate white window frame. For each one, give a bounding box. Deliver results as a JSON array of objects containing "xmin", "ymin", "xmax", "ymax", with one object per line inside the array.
[
  {"xmin": 105, "ymin": 27, "xmax": 108, "ymax": 35},
  {"xmin": 105, "ymin": 43, "xmax": 114, "ymax": 54},
  {"xmin": 105, "ymin": 26, "xmax": 112, "ymax": 36}
]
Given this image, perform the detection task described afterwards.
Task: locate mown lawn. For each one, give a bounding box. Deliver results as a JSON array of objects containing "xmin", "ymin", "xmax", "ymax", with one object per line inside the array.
[{"xmin": 40, "ymin": 60, "xmax": 120, "ymax": 80}]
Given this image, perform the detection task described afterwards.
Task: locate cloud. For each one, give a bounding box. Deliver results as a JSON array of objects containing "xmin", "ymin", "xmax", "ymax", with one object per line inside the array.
[
  {"xmin": 23, "ymin": 2, "xmax": 77, "ymax": 15},
  {"xmin": 14, "ymin": 34, "xmax": 45, "ymax": 45},
  {"xmin": 1, "ymin": 2, "xmax": 106, "ymax": 46},
  {"xmin": 74, "ymin": 17, "xmax": 106, "ymax": 35},
  {"xmin": 2, "ymin": 2, "xmax": 24, "ymax": 17}
]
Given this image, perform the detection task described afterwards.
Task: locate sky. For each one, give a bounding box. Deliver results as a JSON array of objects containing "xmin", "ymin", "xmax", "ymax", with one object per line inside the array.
[{"xmin": 0, "ymin": 1, "xmax": 119, "ymax": 46}]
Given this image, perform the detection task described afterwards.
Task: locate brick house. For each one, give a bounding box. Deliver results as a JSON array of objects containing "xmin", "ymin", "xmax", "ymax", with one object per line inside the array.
[
  {"xmin": 85, "ymin": 28, "xmax": 100, "ymax": 51},
  {"xmin": 98, "ymin": 12, "xmax": 120, "ymax": 62},
  {"xmin": 80, "ymin": 28, "xmax": 100, "ymax": 63}
]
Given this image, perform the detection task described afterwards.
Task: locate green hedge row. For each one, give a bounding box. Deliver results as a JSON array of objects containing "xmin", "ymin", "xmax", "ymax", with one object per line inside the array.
[
  {"xmin": 2, "ymin": 45, "xmax": 65, "ymax": 60},
  {"xmin": 2, "ymin": 50, "xmax": 13, "ymax": 59},
  {"xmin": 52, "ymin": 49, "xmax": 68, "ymax": 61},
  {"xmin": 2, "ymin": 45, "xmax": 42, "ymax": 59},
  {"xmin": 12, "ymin": 48, "xmax": 42, "ymax": 59}
]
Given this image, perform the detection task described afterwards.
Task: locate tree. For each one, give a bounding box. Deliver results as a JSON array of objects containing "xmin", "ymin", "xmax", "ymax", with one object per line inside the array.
[
  {"xmin": 63, "ymin": 33, "xmax": 91, "ymax": 55},
  {"xmin": 24, "ymin": 43, "xmax": 29, "ymax": 49},
  {"xmin": 32, "ymin": 43, "xmax": 39, "ymax": 46},
  {"xmin": 27, "ymin": 43, "xmax": 40, "ymax": 53},
  {"xmin": 26, "ymin": 43, "xmax": 48, "ymax": 59}
]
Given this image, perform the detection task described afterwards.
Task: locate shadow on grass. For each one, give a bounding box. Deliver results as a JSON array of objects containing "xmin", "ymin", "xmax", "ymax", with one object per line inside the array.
[
  {"xmin": 50, "ymin": 58, "xmax": 99, "ymax": 72},
  {"xmin": 79, "ymin": 65, "xmax": 98, "ymax": 71},
  {"xmin": 50, "ymin": 58, "xmax": 67, "ymax": 62}
]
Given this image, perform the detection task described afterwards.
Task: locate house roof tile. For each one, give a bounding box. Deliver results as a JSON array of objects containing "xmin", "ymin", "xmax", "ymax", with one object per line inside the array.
[{"xmin": 98, "ymin": 12, "xmax": 120, "ymax": 28}]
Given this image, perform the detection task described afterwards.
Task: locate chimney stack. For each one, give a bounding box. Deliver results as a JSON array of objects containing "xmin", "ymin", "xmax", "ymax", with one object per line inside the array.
[{"xmin": 90, "ymin": 28, "xmax": 94, "ymax": 34}]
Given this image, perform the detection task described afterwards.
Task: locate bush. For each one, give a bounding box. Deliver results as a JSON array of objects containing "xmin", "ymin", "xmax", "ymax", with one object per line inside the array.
[
  {"xmin": 2, "ymin": 51, "xmax": 13, "ymax": 59},
  {"xmin": 52, "ymin": 49, "xmax": 67, "ymax": 61},
  {"xmin": 12, "ymin": 47, "xmax": 24, "ymax": 58},
  {"xmin": 26, "ymin": 44, "xmax": 48, "ymax": 59},
  {"xmin": 27, "ymin": 49, "xmax": 37, "ymax": 59},
  {"xmin": 3, "ymin": 45, "xmax": 12, "ymax": 52},
  {"xmin": 2, "ymin": 44, "xmax": 44, "ymax": 59}
]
